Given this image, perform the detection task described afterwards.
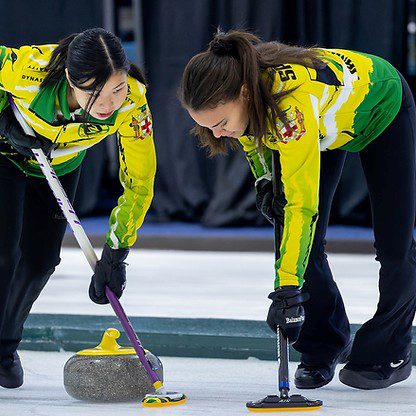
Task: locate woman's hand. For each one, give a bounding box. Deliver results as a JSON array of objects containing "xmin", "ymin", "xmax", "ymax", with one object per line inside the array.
[
  {"xmin": 89, "ymin": 244, "xmax": 129, "ymax": 304},
  {"xmin": 266, "ymin": 286, "xmax": 309, "ymax": 344},
  {"xmin": 255, "ymin": 178, "xmax": 286, "ymax": 225},
  {"xmin": 0, "ymin": 106, "xmax": 55, "ymax": 157}
]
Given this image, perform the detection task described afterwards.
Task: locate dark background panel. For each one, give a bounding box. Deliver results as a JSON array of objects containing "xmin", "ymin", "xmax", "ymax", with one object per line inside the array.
[
  {"xmin": 0, "ymin": 0, "xmax": 412, "ymax": 227},
  {"xmin": 142, "ymin": 0, "xmax": 409, "ymax": 227},
  {"xmin": 0, "ymin": 0, "xmax": 104, "ymax": 46}
]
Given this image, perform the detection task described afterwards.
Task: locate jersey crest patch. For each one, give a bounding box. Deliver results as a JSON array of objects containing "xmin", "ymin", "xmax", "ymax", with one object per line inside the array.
[
  {"xmin": 130, "ymin": 105, "xmax": 153, "ymax": 140},
  {"xmin": 268, "ymin": 106, "xmax": 306, "ymax": 145}
]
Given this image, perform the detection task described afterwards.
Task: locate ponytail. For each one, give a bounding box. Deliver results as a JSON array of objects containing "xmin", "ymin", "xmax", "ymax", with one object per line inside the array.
[
  {"xmin": 180, "ymin": 29, "xmax": 325, "ymax": 156},
  {"xmin": 41, "ymin": 33, "xmax": 77, "ymax": 89},
  {"xmin": 128, "ymin": 62, "xmax": 146, "ymax": 86}
]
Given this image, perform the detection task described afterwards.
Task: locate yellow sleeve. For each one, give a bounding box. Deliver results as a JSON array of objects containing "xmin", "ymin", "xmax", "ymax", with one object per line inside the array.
[
  {"xmin": 0, "ymin": 45, "xmax": 30, "ymax": 111},
  {"xmin": 106, "ymin": 99, "xmax": 156, "ymax": 249},
  {"xmin": 264, "ymin": 92, "xmax": 321, "ymax": 288},
  {"xmin": 0, "ymin": 45, "xmax": 33, "ymax": 93}
]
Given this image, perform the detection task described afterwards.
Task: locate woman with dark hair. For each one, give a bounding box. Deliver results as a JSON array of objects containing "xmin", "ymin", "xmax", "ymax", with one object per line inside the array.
[
  {"xmin": 180, "ymin": 30, "xmax": 416, "ymax": 391},
  {"xmin": 0, "ymin": 28, "xmax": 156, "ymax": 388}
]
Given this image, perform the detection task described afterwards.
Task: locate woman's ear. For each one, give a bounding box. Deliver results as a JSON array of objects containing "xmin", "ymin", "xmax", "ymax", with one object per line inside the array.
[{"xmin": 240, "ymin": 84, "xmax": 250, "ymax": 101}]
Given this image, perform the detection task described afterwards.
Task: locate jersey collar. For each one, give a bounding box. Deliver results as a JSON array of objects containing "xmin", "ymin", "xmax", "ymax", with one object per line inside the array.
[{"xmin": 29, "ymin": 78, "xmax": 118, "ymax": 125}]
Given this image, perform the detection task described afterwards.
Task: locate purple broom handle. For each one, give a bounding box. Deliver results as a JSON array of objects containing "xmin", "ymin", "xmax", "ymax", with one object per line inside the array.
[
  {"xmin": 7, "ymin": 96, "xmax": 162, "ymax": 387},
  {"xmin": 105, "ymin": 287, "xmax": 160, "ymax": 384}
]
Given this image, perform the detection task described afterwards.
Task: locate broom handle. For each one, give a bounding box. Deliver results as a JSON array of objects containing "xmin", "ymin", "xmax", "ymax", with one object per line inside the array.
[
  {"xmin": 8, "ymin": 98, "xmax": 162, "ymax": 387},
  {"xmin": 271, "ymin": 150, "xmax": 290, "ymax": 398},
  {"xmin": 34, "ymin": 147, "xmax": 163, "ymax": 387}
]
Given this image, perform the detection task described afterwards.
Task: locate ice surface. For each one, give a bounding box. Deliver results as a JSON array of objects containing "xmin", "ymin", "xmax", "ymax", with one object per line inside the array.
[
  {"xmin": 6, "ymin": 249, "xmax": 416, "ymax": 415},
  {"xmin": 32, "ymin": 248, "xmax": 415, "ymax": 325},
  {"xmin": 1, "ymin": 351, "xmax": 414, "ymax": 416}
]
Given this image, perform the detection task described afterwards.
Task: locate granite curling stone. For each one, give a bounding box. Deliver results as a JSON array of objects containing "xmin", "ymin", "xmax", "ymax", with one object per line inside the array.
[{"xmin": 63, "ymin": 328, "xmax": 163, "ymax": 402}]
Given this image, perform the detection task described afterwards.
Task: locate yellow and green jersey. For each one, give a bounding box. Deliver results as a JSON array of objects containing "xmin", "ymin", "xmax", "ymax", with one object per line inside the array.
[
  {"xmin": 238, "ymin": 48, "xmax": 402, "ymax": 288},
  {"xmin": 0, "ymin": 43, "xmax": 156, "ymax": 249}
]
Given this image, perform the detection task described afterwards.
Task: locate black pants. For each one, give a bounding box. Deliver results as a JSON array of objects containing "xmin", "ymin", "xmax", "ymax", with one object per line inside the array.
[
  {"xmin": 294, "ymin": 74, "xmax": 416, "ymax": 366},
  {"xmin": 0, "ymin": 156, "xmax": 80, "ymax": 357}
]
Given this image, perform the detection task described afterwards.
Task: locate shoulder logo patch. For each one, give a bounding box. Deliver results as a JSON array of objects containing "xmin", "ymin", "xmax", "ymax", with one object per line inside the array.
[
  {"xmin": 267, "ymin": 106, "xmax": 306, "ymax": 145},
  {"xmin": 129, "ymin": 105, "xmax": 153, "ymax": 140}
]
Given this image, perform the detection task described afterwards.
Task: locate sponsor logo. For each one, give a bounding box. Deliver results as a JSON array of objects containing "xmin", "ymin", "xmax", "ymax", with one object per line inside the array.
[
  {"xmin": 390, "ymin": 360, "xmax": 404, "ymax": 368},
  {"xmin": 330, "ymin": 51, "xmax": 357, "ymax": 74},
  {"xmin": 78, "ymin": 123, "xmax": 110, "ymax": 137},
  {"xmin": 286, "ymin": 316, "xmax": 305, "ymax": 324},
  {"xmin": 21, "ymin": 74, "xmax": 44, "ymax": 83},
  {"xmin": 27, "ymin": 65, "xmax": 47, "ymax": 72}
]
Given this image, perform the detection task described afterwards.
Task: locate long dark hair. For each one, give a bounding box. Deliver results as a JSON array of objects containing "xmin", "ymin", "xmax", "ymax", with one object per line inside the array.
[
  {"xmin": 41, "ymin": 27, "xmax": 146, "ymax": 116},
  {"xmin": 179, "ymin": 29, "xmax": 325, "ymax": 156}
]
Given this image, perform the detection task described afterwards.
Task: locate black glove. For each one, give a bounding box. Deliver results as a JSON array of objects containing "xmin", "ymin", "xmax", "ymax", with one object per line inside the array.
[
  {"xmin": 255, "ymin": 178, "xmax": 286, "ymax": 225},
  {"xmin": 89, "ymin": 244, "xmax": 129, "ymax": 304},
  {"xmin": 266, "ymin": 286, "xmax": 309, "ymax": 344},
  {"xmin": 0, "ymin": 105, "xmax": 55, "ymax": 158}
]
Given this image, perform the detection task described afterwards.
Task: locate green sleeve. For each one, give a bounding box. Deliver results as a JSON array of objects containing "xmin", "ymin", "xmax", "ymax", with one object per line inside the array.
[
  {"xmin": 245, "ymin": 145, "xmax": 273, "ymax": 182},
  {"xmin": 106, "ymin": 102, "xmax": 156, "ymax": 249},
  {"xmin": 238, "ymin": 135, "xmax": 273, "ymax": 181}
]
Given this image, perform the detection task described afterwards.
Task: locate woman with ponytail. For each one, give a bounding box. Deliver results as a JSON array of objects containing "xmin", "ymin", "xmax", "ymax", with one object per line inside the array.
[
  {"xmin": 180, "ymin": 30, "xmax": 416, "ymax": 391},
  {"xmin": 0, "ymin": 28, "xmax": 156, "ymax": 388}
]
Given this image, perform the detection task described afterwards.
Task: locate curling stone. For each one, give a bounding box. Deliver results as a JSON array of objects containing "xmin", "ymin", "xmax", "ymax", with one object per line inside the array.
[{"xmin": 63, "ymin": 328, "xmax": 163, "ymax": 402}]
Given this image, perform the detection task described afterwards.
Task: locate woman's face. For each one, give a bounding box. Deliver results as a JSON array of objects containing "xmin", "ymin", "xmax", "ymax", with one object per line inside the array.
[
  {"xmin": 66, "ymin": 70, "xmax": 128, "ymax": 120},
  {"xmin": 188, "ymin": 87, "xmax": 249, "ymax": 139}
]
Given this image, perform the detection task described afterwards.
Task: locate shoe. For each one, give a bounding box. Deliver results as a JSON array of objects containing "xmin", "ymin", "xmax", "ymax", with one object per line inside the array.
[
  {"xmin": 295, "ymin": 340, "xmax": 352, "ymax": 389},
  {"xmin": 0, "ymin": 352, "xmax": 24, "ymax": 388},
  {"xmin": 339, "ymin": 352, "xmax": 412, "ymax": 390}
]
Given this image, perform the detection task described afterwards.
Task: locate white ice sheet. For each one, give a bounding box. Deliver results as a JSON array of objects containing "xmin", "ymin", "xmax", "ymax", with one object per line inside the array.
[
  {"xmin": 31, "ymin": 248, "xmax": 415, "ymax": 325},
  {"xmin": 1, "ymin": 351, "xmax": 414, "ymax": 416}
]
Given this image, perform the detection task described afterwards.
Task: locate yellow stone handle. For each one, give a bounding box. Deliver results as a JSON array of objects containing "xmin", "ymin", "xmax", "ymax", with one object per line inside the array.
[
  {"xmin": 76, "ymin": 327, "xmax": 141, "ymax": 356},
  {"xmin": 97, "ymin": 328, "xmax": 121, "ymax": 351}
]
